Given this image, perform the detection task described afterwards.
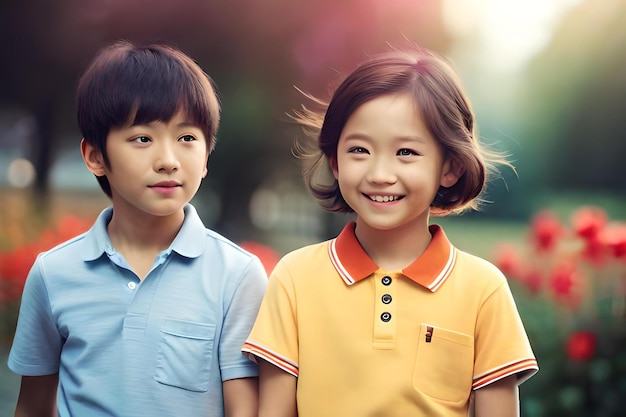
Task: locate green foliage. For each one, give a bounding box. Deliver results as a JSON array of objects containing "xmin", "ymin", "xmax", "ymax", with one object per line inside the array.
[{"xmin": 517, "ymin": 0, "xmax": 626, "ymax": 195}]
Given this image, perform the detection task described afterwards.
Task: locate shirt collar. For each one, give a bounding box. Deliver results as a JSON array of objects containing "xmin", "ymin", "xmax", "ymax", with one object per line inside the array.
[
  {"xmin": 328, "ymin": 222, "xmax": 456, "ymax": 292},
  {"xmin": 81, "ymin": 204, "xmax": 206, "ymax": 261}
]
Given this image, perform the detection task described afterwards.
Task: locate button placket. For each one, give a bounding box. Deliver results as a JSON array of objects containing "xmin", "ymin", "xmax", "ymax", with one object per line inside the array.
[{"xmin": 373, "ymin": 273, "xmax": 397, "ymax": 348}]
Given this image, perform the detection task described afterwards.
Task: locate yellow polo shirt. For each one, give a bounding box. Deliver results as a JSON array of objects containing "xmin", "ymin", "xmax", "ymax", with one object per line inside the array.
[{"xmin": 244, "ymin": 222, "xmax": 537, "ymax": 416}]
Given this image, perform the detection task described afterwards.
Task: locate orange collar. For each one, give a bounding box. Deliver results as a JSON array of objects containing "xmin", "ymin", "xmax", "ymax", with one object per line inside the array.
[{"xmin": 328, "ymin": 222, "xmax": 456, "ymax": 292}]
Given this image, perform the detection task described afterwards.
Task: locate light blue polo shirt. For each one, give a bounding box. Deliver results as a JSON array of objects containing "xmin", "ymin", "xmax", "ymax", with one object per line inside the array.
[{"xmin": 8, "ymin": 204, "xmax": 268, "ymax": 417}]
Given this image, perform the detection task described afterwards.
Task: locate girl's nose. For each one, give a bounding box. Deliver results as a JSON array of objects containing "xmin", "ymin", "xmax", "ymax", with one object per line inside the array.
[{"xmin": 366, "ymin": 158, "xmax": 396, "ymax": 184}]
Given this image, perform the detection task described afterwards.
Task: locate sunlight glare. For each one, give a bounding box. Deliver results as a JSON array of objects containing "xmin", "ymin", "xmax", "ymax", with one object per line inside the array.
[{"xmin": 444, "ymin": 0, "xmax": 582, "ymax": 72}]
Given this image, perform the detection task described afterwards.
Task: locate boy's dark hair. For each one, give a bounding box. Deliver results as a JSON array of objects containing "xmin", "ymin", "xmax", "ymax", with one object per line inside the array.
[
  {"xmin": 292, "ymin": 45, "xmax": 510, "ymax": 216},
  {"xmin": 76, "ymin": 40, "xmax": 221, "ymax": 197}
]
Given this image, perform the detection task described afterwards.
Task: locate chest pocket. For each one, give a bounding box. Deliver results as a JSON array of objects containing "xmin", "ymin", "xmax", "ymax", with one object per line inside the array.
[
  {"xmin": 155, "ymin": 319, "xmax": 216, "ymax": 392},
  {"xmin": 413, "ymin": 323, "xmax": 474, "ymax": 403}
]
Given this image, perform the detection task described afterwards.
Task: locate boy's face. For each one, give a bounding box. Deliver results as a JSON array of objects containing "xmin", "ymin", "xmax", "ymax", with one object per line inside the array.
[
  {"xmin": 331, "ymin": 93, "xmax": 459, "ymax": 235},
  {"xmin": 82, "ymin": 110, "xmax": 209, "ymax": 219}
]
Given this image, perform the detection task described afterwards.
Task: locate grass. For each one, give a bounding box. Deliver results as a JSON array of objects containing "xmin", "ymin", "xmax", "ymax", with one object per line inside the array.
[{"xmin": 436, "ymin": 217, "xmax": 527, "ymax": 258}]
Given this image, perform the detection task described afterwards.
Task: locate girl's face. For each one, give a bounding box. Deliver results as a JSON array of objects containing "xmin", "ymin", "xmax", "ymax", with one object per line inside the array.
[{"xmin": 332, "ymin": 93, "xmax": 459, "ymax": 236}]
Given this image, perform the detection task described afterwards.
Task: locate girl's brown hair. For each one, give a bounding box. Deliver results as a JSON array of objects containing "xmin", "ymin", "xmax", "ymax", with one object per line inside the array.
[{"xmin": 292, "ymin": 45, "xmax": 510, "ymax": 216}]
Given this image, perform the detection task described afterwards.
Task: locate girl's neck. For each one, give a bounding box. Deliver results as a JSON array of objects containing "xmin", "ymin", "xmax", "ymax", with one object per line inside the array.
[{"xmin": 354, "ymin": 219, "xmax": 433, "ymax": 271}]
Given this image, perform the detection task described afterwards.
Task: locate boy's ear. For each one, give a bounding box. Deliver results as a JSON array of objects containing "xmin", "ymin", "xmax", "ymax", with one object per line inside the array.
[
  {"xmin": 80, "ymin": 138, "xmax": 106, "ymax": 176},
  {"xmin": 202, "ymin": 152, "xmax": 209, "ymax": 178},
  {"xmin": 440, "ymin": 157, "xmax": 464, "ymax": 188},
  {"xmin": 330, "ymin": 155, "xmax": 339, "ymax": 179}
]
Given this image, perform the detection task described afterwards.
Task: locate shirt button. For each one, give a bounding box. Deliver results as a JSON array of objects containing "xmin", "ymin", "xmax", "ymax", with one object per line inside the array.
[
  {"xmin": 380, "ymin": 312, "xmax": 392, "ymax": 322},
  {"xmin": 381, "ymin": 294, "xmax": 392, "ymax": 304},
  {"xmin": 382, "ymin": 276, "xmax": 392, "ymax": 286},
  {"xmin": 127, "ymin": 282, "xmax": 137, "ymax": 290}
]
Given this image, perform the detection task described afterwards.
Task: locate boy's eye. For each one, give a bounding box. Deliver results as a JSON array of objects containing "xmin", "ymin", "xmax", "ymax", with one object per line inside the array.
[
  {"xmin": 132, "ymin": 136, "xmax": 151, "ymax": 144},
  {"xmin": 179, "ymin": 135, "xmax": 197, "ymax": 142},
  {"xmin": 348, "ymin": 146, "xmax": 368, "ymax": 154},
  {"xmin": 397, "ymin": 148, "xmax": 418, "ymax": 156}
]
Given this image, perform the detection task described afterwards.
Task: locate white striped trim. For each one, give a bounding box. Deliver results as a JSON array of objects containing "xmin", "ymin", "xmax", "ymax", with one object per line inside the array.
[
  {"xmin": 472, "ymin": 358, "xmax": 539, "ymax": 389},
  {"xmin": 242, "ymin": 341, "xmax": 299, "ymax": 377},
  {"xmin": 428, "ymin": 245, "xmax": 456, "ymax": 292},
  {"xmin": 328, "ymin": 239, "xmax": 355, "ymax": 285}
]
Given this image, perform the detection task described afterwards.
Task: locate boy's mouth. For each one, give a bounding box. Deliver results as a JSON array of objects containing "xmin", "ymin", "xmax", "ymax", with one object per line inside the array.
[{"xmin": 150, "ymin": 180, "xmax": 181, "ymax": 188}]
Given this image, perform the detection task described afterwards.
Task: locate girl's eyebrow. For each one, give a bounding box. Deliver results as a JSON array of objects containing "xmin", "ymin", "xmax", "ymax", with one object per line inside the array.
[
  {"xmin": 396, "ymin": 135, "xmax": 429, "ymax": 144},
  {"xmin": 343, "ymin": 132, "xmax": 430, "ymax": 144}
]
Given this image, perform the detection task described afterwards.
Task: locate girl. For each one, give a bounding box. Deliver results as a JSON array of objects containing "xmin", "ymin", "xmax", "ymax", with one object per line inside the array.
[{"xmin": 244, "ymin": 45, "xmax": 537, "ymax": 417}]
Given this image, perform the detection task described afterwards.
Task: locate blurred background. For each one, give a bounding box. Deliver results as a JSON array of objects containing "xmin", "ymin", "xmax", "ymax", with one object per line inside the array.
[{"xmin": 1, "ymin": 0, "xmax": 625, "ymax": 415}]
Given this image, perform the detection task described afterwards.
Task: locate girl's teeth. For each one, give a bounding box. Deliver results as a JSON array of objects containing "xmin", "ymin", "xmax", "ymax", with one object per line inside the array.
[{"xmin": 371, "ymin": 195, "xmax": 398, "ymax": 202}]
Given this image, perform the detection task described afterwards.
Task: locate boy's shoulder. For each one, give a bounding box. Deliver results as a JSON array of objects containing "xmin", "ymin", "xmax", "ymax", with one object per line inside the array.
[
  {"xmin": 175, "ymin": 204, "xmax": 263, "ymax": 264},
  {"xmin": 202, "ymin": 227, "xmax": 266, "ymax": 262},
  {"xmin": 31, "ymin": 230, "xmax": 94, "ymax": 277},
  {"xmin": 38, "ymin": 231, "xmax": 92, "ymax": 259}
]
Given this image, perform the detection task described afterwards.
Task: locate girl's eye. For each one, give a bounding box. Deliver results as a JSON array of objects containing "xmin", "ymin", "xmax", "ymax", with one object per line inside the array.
[
  {"xmin": 132, "ymin": 136, "xmax": 151, "ymax": 144},
  {"xmin": 348, "ymin": 146, "xmax": 368, "ymax": 154},
  {"xmin": 179, "ymin": 135, "xmax": 196, "ymax": 142},
  {"xmin": 398, "ymin": 148, "xmax": 418, "ymax": 156}
]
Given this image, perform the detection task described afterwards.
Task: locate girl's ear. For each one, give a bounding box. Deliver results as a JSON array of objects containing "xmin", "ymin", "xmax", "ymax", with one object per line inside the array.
[
  {"xmin": 440, "ymin": 157, "xmax": 464, "ymax": 188},
  {"xmin": 81, "ymin": 138, "xmax": 106, "ymax": 176},
  {"xmin": 330, "ymin": 155, "xmax": 339, "ymax": 179}
]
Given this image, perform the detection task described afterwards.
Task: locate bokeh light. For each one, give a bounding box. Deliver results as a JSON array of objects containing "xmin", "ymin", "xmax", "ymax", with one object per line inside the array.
[{"xmin": 7, "ymin": 159, "xmax": 36, "ymax": 189}]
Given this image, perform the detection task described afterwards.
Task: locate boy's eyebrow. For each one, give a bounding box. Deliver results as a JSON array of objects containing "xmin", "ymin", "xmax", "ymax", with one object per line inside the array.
[
  {"xmin": 127, "ymin": 120, "xmax": 200, "ymax": 129},
  {"xmin": 176, "ymin": 121, "xmax": 202, "ymax": 128}
]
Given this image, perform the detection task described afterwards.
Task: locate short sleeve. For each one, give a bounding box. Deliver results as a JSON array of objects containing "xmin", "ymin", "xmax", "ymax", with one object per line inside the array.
[
  {"xmin": 8, "ymin": 256, "xmax": 64, "ymax": 376},
  {"xmin": 242, "ymin": 259, "xmax": 299, "ymax": 377},
  {"xmin": 219, "ymin": 255, "xmax": 268, "ymax": 381},
  {"xmin": 472, "ymin": 280, "xmax": 538, "ymax": 389}
]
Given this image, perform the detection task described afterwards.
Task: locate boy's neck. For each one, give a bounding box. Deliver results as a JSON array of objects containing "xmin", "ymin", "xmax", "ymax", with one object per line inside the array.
[
  {"xmin": 107, "ymin": 208, "xmax": 185, "ymax": 258},
  {"xmin": 105, "ymin": 208, "xmax": 186, "ymax": 280},
  {"xmin": 354, "ymin": 219, "xmax": 433, "ymax": 271}
]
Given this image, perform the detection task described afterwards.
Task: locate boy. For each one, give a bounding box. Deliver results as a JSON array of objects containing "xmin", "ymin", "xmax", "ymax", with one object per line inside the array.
[{"xmin": 8, "ymin": 40, "xmax": 267, "ymax": 417}]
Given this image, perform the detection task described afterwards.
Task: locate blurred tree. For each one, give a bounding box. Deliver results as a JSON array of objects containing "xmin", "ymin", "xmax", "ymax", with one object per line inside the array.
[
  {"xmin": 0, "ymin": 0, "xmax": 451, "ymax": 238},
  {"xmin": 517, "ymin": 0, "xmax": 626, "ymax": 199}
]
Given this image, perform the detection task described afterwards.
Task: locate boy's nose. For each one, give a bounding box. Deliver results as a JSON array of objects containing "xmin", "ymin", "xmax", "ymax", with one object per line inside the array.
[{"xmin": 154, "ymin": 144, "xmax": 180, "ymax": 173}]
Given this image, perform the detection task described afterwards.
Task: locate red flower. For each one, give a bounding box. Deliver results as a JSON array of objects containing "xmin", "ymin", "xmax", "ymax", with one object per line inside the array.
[
  {"xmin": 580, "ymin": 235, "xmax": 609, "ymax": 267},
  {"xmin": 0, "ymin": 215, "xmax": 92, "ymax": 303},
  {"xmin": 566, "ymin": 331, "xmax": 597, "ymax": 361},
  {"xmin": 571, "ymin": 206, "xmax": 607, "ymax": 241},
  {"xmin": 599, "ymin": 223, "xmax": 626, "ymax": 261},
  {"xmin": 530, "ymin": 211, "xmax": 564, "ymax": 252},
  {"xmin": 550, "ymin": 261, "xmax": 580, "ymax": 300},
  {"xmin": 523, "ymin": 269, "xmax": 543, "ymax": 294},
  {"xmin": 239, "ymin": 241, "xmax": 280, "ymax": 276},
  {"xmin": 493, "ymin": 243, "xmax": 523, "ymax": 279},
  {"xmin": 57, "ymin": 216, "xmax": 92, "ymax": 241}
]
